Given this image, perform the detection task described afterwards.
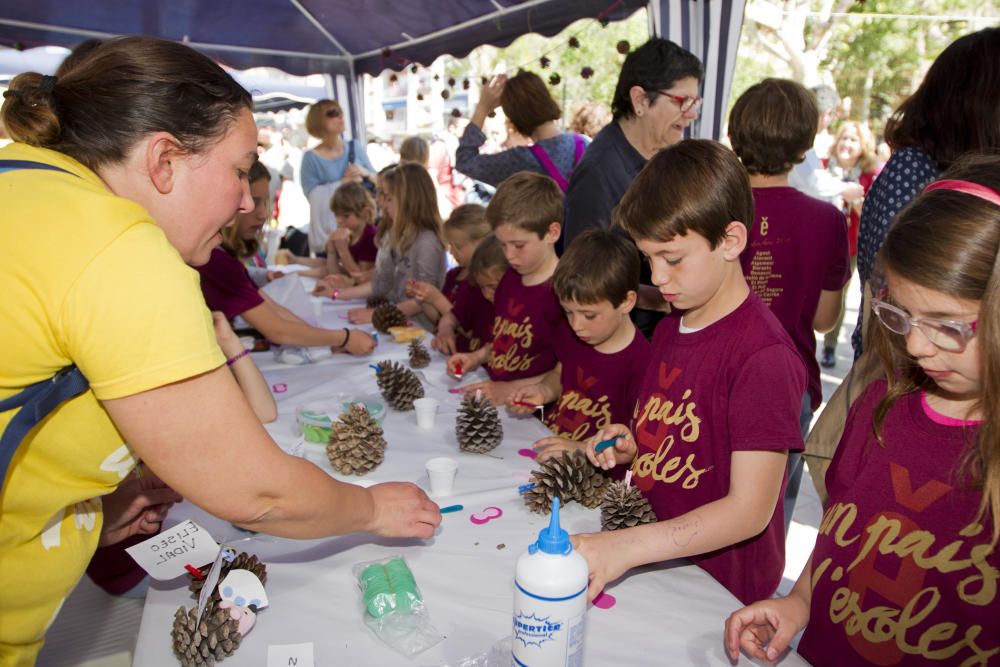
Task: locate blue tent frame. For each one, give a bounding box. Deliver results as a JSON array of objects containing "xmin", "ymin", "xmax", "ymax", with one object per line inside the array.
[{"xmin": 0, "ymin": 0, "xmax": 745, "ymax": 139}]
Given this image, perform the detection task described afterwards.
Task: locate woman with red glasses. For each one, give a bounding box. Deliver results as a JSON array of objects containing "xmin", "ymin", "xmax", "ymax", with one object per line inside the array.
[
  {"xmin": 301, "ymin": 99, "xmax": 376, "ymax": 254},
  {"xmin": 725, "ymin": 154, "xmax": 1000, "ymax": 667}
]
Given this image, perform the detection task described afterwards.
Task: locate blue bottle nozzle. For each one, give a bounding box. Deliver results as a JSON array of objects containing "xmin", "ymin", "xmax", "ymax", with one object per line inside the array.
[{"xmin": 531, "ymin": 497, "xmax": 573, "ymax": 556}]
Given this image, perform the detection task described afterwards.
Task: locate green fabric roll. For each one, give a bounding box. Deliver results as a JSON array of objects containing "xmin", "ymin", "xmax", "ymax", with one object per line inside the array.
[{"xmin": 360, "ymin": 558, "xmax": 421, "ymax": 618}]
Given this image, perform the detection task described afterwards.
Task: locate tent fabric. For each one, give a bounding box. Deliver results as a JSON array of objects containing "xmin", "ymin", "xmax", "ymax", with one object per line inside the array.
[{"xmin": 0, "ymin": 0, "xmax": 745, "ymax": 140}]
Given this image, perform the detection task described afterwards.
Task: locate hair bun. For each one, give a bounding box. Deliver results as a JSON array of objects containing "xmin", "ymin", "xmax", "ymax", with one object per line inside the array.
[{"xmin": 0, "ymin": 72, "xmax": 62, "ymax": 147}]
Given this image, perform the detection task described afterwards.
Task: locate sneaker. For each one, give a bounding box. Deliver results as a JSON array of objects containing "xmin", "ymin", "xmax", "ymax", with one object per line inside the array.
[{"xmin": 821, "ymin": 347, "xmax": 836, "ymax": 368}]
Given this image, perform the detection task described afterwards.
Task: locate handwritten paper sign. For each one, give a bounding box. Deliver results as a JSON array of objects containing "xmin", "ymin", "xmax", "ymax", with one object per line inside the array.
[
  {"xmin": 125, "ymin": 520, "xmax": 220, "ymax": 580},
  {"xmin": 267, "ymin": 643, "xmax": 315, "ymax": 667}
]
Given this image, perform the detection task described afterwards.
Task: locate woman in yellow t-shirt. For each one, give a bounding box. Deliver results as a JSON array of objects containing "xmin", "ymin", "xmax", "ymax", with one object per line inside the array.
[{"xmin": 0, "ymin": 36, "xmax": 441, "ymax": 665}]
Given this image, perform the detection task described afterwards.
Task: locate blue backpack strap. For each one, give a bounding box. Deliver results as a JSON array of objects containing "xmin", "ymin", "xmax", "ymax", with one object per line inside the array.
[{"xmin": 0, "ymin": 159, "xmax": 88, "ymax": 488}]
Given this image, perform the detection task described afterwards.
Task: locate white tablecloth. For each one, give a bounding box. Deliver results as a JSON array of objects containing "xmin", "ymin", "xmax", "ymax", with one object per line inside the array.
[{"xmin": 133, "ymin": 296, "xmax": 808, "ymax": 666}]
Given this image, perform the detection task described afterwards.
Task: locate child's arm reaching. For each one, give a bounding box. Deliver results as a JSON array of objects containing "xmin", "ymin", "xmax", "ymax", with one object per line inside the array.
[
  {"xmin": 432, "ymin": 311, "xmax": 461, "ymax": 355},
  {"xmin": 406, "ymin": 279, "xmax": 452, "ymax": 321},
  {"xmin": 572, "ymin": 448, "xmax": 788, "ymax": 601},
  {"xmin": 724, "ymin": 553, "xmax": 813, "ymax": 664},
  {"xmin": 812, "ymin": 289, "xmax": 843, "ymax": 334},
  {"xmin": 507, "ymin": 368, "xmax": 561, "ymax": 414},
  {"xmin": 212, "ymin": 311, "xmax": 277, "ymax": 423}
]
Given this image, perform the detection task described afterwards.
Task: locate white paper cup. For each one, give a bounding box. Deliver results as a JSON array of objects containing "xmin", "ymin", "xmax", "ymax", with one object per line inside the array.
[
  {"xmin": 426, "ymin": 457, "xmax": 458, "ymax": 497},
  {"xmin": 413, "ymin": 397, "xmax": 440, "ymax": 428}
]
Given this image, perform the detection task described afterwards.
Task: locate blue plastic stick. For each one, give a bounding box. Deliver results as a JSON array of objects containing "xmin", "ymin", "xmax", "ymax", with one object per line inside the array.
[
  {"xmin": 517, "ymin": 483, "xmax": 535, "ymax": 495},
  {"xmin": 594, "ymin": 435, "xmax": 623, "ymax": 453},
  {"xmin": 369, "ymin": 364, "xmax": 382, "ymax": 373},
  {"xmin": 440, "ymin": 504, "xmax": 464, "ymax": 514}
]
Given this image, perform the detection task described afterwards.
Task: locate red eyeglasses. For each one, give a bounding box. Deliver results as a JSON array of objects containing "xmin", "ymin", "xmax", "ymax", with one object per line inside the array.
[{"xmin": 647, "ymin": 90, "xmax": 702, "ymax": 113}]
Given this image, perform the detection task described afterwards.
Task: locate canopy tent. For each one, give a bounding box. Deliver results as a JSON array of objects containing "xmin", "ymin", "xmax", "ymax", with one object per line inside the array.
[{"xmin": 0, "ymin": 0, "xmax": 746, "ymax": 139}]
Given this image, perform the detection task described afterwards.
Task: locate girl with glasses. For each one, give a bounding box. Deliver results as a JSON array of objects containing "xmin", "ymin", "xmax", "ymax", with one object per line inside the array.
[{"xmin": 725, "ymin": 154, "xmax": 1000, "ymax": 666}]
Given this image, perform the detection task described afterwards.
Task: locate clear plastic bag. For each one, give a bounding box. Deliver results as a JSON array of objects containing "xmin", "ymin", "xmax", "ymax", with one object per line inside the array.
[
  {"xmin": 353, "ymin": 554, "xmax": 444, "ymax": 657},
  {"xmin": 430, "ymin": 636, "xmax": 512, "ymax": 667}
]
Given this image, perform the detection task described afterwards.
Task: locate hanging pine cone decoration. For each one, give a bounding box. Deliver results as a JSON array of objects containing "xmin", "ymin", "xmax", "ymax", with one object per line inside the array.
[
  {"xmin": 616, "ymin": 40, "xmax": 631, "ymax": 55},
  {"xmin": 371, "ymin": 303, "xmax": 407, "ymax": 333},
  {"xmin": 366, "ymin": 295, "xmax": 391, "ymax": 310},
  {"xmin": 568, "ymin": 36, "xmax": 580, "ymax": 48},
  {"xmin": 408, "ymin": 340, "xmax": 431, "ymax": 369},
  {"xmin": 580, "ymin": 66, "xmax": 594, "ymax": 80},
  {"xmin": 600, "ymin": 480, "xmax": 657, "ymax": 531},
  {"xmin": 171, "ymin": 599, "xmax": 243, "ymax": 666},
  {"xmin": 523, "ymin": 451, "xmax": 607, "ymax": 514},
  {"xmin": 548, "ymin": 73, "xmax": 561, "ymax": 86},
  {"xmin": 375, "ymin": 360, "xmax": 425, "ymax": 410},
  {"xmin": 188, "ymin": 552, "xmax": 267, "ymax": 601},
  {"xmin": 455, "ymin": 393, "xmax": 503, "ymax": 453},
  {"xmin": 327, "ymin": 403, "xmax": 386, "ymax": 475}
]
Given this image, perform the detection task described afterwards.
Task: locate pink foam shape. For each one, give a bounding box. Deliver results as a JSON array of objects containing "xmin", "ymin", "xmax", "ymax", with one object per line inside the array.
[
  {"xmin": 272, "ymin": 383, "xmax": 288, "ymax": 393},
  {"xmin": 592, "ymin": 592, "xmax": 616, "ymax": 609},
  {"xmin": 518, "ymin": 448, "xmax": 538, "ymax": 460},
  {"xmin": 470, "ymin": 506, "xmax": 503, "ymax": 525}
]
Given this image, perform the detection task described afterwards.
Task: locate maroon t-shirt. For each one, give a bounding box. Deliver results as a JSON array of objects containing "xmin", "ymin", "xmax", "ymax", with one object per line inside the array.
[
  {"xmin": 349, "ymin": 223, "xmax": 378, "ymax": 264},
  {"xmin": 450, "ymin": 274, "xmax": 494, "ymax": 353},
  {"xmin": 631, "ymin": 293, "xmax": 805, "ymax": 604},
  {"xmin": 798, "ymin": 380, "xmax": 999, "ymax": 667},
  {"xmin": 545, "ymin": 321, "xmax": 649, "ymax": 443},
  {"xmin": 196, "ymin": 246, "xmax": 265, "ymax": 321},
  {"xmin": 740, "ymin": 187, "xmax": 849, "ymax": 410},
  {"xmin": 486, "ymin": 268, "xmax": 561, "ymax": 382}
]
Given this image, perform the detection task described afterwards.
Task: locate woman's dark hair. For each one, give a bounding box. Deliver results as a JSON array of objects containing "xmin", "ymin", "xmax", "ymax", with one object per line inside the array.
[
  {"xmin": 884, "ymin": 27, "xmax": 1000, "ymax": 168},
  {"xmin": 611, "ymin": 38, "xmax": 703, "ymax": 121},
  {"xmin": 500, "ymin": 70, "xmax": 562, "ymax": 137},
  {"xmin": 54, "ymin": 38, "xmax": 104, "ymax": 77},
  {"xmin": 1, "ymin": 36, "xmax": 252, "ymax": 172}
]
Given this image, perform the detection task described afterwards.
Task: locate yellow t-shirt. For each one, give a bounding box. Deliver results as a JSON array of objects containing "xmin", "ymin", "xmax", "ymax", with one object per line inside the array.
[{"xmin": 0, "ymin": 144, "xmax": 224, "ymax": 665}]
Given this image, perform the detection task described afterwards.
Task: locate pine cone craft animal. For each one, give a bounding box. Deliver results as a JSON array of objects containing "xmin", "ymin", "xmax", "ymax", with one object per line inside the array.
[
  {"xmin": 523, "ymin": 450, "xmax": 608, "ymax": 513},
  {"xmin": 371, "ymin": 303, "xmax": 407, "ymax": 333},
  {"xmin": 187, "ymin": 552, "xmax": 267, "ymax": 601},
  {"xmin": 171, "ymin": 598, "xmax": 243, "ymax": 666},
  {"xmin": 600, "ymin": 479, "xmax": 657, "ymax": 531},
  {"xmin": 327, "ymin": 403, "xmax": 387, "ymax": 474},
  {"xmin": 455, "ymin": 393, "xmax": 503, "ymax": 453},
  {"xmin": 375, "ymin": 360, "xmax": 425, "ymax": 410},
  {"xmin": 408, "ymin": 340, "xmax": 431, "ymax": 369}
]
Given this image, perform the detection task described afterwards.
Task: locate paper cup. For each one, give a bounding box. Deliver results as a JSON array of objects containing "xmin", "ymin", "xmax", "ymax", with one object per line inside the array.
[
  {"xmin": 413, "ymin": 397, "xmax": 440, "ymax": 428},
  {"xmin": 426, "ymin": 457, "xmax": 458, "ymax": 497}
]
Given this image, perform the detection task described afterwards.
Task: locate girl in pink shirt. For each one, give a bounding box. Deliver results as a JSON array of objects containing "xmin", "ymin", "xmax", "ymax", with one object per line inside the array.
[{"xmin": 726, "ymin": 155, "xmax": 1000, "ymax": 666}]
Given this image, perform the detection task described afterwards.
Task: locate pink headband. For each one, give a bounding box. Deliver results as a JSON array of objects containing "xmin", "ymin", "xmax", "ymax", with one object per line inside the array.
[{"xmin": 924, "ymin": 179, "xmax": 1000, "ymax": 207}]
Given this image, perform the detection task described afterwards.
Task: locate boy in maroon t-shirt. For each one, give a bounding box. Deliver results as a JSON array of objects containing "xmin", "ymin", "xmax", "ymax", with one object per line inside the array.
[
  {"xmin": 433, "ymin": 234, "xmax": 507, "ymax": 353},
  {"xmin": 578, "ymin": 140, "xmax": 806, "ymax": 606},
  {"xmin": 448, "ymin": 173, "xmax": 564, "ymax": 405},
  {"xmin": 508, "ymin": 229, "xmax": 649, "ymax": 464},
  {"xmin": 729, "ymin": 78, "xmax": 851, "ymax": 529}
]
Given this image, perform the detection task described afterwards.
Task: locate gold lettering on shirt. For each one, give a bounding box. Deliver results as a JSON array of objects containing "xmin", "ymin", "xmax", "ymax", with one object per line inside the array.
[
  {"xmin": 632, "ymin": 387, "xmax": 712, "ymax": 490},
  {"xmin": 759, "ymin": 216, "xmax": 769, "ymax": 236},
  {"xmin": 489, "ymin": 315, "xmax": 538, "ymax": 373}
]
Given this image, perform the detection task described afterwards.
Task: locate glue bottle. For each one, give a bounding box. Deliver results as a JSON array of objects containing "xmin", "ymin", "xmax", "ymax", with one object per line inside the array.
[{"xmin": 512, "ymin": 497, "xmax": 588, "ymax": 666}]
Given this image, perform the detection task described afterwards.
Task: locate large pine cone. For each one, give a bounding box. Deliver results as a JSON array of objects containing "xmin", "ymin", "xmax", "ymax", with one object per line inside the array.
[
  {"xmin": 455, "ymin": 393, "xmax": 503, "ymax": 453},
  {"xmin": 524, "ymin": 450, "xmax": 608, "ymax": 513},
  {"xmin": 171, "ymin": 599, "xmax": 242, "ymax": 666},
  {"xmin": 366, "ymin": 295, "xmax": 391, "ymax": 310},
  {"xmin": 371, "ymin": 303, "xmax": 407, "ymax": 333},
  {"xmin": 375, "ymin": 360, "xmax": 425, "ymax": 410},
  {"xmin": 327, "ymin": 403, "xmax": 387, "ymax": 474},
  {"xmin": 408, "ymin": 340, "xmax": 431, "ymax": 369},
  {"xmin": 600, "ymin": 479, "xmax": 657, "ymax": 531},
  {"xmin": 188, "ymin": 552, "xmax": 267, "ymax": 601}
]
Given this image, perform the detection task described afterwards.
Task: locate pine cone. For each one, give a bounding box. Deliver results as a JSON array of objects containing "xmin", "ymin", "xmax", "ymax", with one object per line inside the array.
[
  {"xmin": 408, "ymin": 340, "xmax": 431, "ymax": 369},
  {"xmin": 188, "ymin": 552, "xmax": 267, "ymax": 601},
  {"xmin": 600, "ymin": 480, "xmax": 657, "ymax": 531},
  {"xmin": 375, "ymin": 360, "xmax": 425, "ymax": 411},
  {"xmin": 371, "ymin": 303, "xmax": 407, "ymax": 333},
  {"xmin": 455, "ymin": 393, "xmax": 503, "ymax": 453},
  {"xmin": 366, "ymin": 295, "xmax": 391, "ymax": 310},
  {"xmin": 523, "ymin": 450, "xmax": 607, "ymax": 513},
  {"xmin": 171, "ymin": 599, "xmax": 243, "ymax": 666},
  {"xmin": 327, "ymin": 403, "xmax": 387, "ymax": 475}
]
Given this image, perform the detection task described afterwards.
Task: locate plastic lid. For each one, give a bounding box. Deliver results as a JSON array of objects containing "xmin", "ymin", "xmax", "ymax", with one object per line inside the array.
[{"xmin": 531, "ymin": 497, "xmax": 572, "ymax": 556}]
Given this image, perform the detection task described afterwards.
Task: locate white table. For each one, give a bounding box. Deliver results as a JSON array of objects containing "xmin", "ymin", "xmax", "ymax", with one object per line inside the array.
[{"xmin": 133, "ymin": 296, "xmax": 808, "ymax": 666}]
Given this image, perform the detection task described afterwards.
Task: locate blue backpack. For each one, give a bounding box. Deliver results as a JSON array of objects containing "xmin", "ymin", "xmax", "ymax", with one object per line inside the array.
[{"xmin": 0, "ymin": 160, "xmax": 90, "ymax": 488}]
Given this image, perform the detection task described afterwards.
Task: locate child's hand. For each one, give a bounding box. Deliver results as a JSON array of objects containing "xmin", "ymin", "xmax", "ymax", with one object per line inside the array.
[
  {"xmin": 507, "ymin": 385, "xmax": 547, "ymax": 414},
  {"xmin": 265, "ymin": 270, "xmax": 284, "ymax": 282},
  {"xmin": 447, "ymin": 352, "xmax": 480, "ymax": 377},
  {"xmin": 324, "ymin": 273, "xmax": 356, "ymax": 288},
  {"xmin": 532, "ymin": 436, "xmax": 585, "ymax": 461},
  {"xmin": 460, "ymin": 380, "xmax": 509, "ymax": 406},
  {"xmin": 348, "ymin": 307, "xmax": 373, "ymax": 324},
  {"xmin": 570, "ymin": 531, "xmax": 632, "ymax": 602},
  {"xmin": 431, "ymin": 329, "xmax": 458, "ymax": 356},
  {"xmin": 406, "ymin": 279, "xmax": 442, "ymax": 304},
  {"xmin": 724, "ymin": 595, "xmax": 810, "ymax": 663},
  {"xmin": 211, "ymin": 311, "xmax": 243, "ymax": 358},
  {"xmin": 312, "ymin": 277, "xmax": 336, "ymax": 297},
  {"xmin": 335, "ymin": 329, "xmax": 376, "ymax": 356},
  {"xmin": 328, "ymin": 228, "xmax": 351, "ymax": 248},
  {"xmin": 586, "ymin": 425, "xmax": 637, "ymax": 470},
  {"xmin": 274, "ymin": 249, "xmax": 293, "ymax": 265}
]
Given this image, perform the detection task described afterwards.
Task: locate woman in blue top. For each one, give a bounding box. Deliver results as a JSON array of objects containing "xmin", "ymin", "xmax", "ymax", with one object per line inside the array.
[{"xmin": 300, "ymin": 99, "xmax": 376, "ymax": 253}]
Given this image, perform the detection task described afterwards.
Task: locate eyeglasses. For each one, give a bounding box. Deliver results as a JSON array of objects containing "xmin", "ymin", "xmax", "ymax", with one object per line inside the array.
[
  {"xmin": 325, "ymin": 108, "xmax": 342, "ymax": 118},
  {"xmin": 648, "ymin": 90, "xmax": 702, "ymax": 113},
  {"xmin": 872, "ymin": 299, "xmax": 977, "ymax": 352}
]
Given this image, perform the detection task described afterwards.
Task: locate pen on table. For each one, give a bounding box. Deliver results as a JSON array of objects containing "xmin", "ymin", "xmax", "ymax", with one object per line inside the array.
[
  {"xmin": 511, "ymin": 400, "xmax": 542, "ymax": 410},
  {"xmin": 594, "ymin": 435, "xmax": 624, "ymax": 453}
]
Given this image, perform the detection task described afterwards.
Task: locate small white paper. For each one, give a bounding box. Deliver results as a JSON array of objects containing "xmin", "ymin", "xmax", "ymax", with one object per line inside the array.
[
  {"xmin": 267, "ymin": 643, "xmax": 314, "ymax": 667},
  {"xmin": 219, "ymin": 569, "xmax": 269, "ymax": 610},
  {"xmin": 196, "ymin": 546, "xmax": 234, "ymax": 622},
  {"xmin": 125, "ymin": 520, "xmax": 220, "ymax": 581}
]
